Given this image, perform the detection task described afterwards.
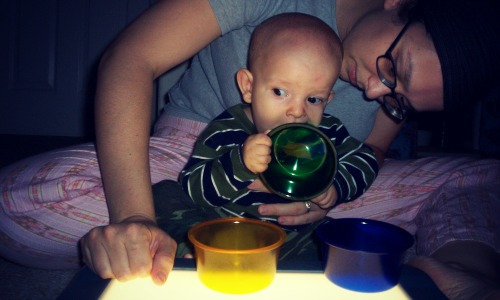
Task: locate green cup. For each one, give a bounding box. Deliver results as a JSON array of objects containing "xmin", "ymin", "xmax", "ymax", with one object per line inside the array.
[{"xmin": 261, "ymin": 123, "xmax": 337, "ymax": 200}]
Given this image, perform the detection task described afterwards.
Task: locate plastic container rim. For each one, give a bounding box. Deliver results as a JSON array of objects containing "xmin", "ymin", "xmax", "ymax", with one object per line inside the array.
[
  {"xmin": 316, "ymin": 218, "xmax": 414, "ymax": 254},
  {"xmin": 188, "ymin": 217, "xmax": 287, "ymax": 254}
]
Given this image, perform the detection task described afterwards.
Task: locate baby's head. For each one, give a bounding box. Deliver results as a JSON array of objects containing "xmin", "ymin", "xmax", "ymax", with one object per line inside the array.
[
  {"xmin": 238, "ymin": 13, "xmax": 342, "ymax": 132},
  {"xmin": 248, "ymin": 13, "xmax": 342, "ymax": 74}
]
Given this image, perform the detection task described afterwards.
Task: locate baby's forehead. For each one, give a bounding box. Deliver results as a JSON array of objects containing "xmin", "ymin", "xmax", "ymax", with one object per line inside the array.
[
  {"xmin": 260, "ymin": 26, "xmax": 340, "ymax": 54},
  {"xmin": 258, "ymin": 43, "xmax": 342, "ymax": 85}
]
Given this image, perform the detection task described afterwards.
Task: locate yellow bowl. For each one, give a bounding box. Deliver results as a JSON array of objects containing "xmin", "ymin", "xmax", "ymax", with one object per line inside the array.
[{"xmin": 188, "ymin": 218, "xmax": 286, "ymax": 294}]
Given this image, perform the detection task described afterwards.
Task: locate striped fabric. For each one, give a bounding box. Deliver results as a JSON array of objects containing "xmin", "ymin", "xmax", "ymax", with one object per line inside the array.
[
  {"xmin": 178, "ymin": 104, "xmax": 378, "ymax": 227},
  {"xmin": 0, "ymin": 113, "xmax": 498, "ymax": 269}
]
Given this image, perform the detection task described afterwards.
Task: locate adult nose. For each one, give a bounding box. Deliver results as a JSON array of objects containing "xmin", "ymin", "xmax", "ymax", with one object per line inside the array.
[{"xmin": 364, "ymin": 74, "xmax": 392, "ymax": 101}]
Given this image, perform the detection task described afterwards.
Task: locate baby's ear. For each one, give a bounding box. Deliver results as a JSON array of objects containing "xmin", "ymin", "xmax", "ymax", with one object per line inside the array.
[
  {"xmin": 384, "ymin": 0, "xmax": 401, "ymax": 10},
  {"xmin": 236, "ymin": 69, "xmax": 253, "ymax": 104},
  {"xmin": 326, "ymin": 91, "xmax": 335, "ymax": 104}
]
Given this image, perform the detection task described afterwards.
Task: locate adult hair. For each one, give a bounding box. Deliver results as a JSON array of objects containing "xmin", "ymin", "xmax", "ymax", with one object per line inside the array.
[{"xmin": 404, "ymin": 0, "xmax": 499, "ymax": 114}]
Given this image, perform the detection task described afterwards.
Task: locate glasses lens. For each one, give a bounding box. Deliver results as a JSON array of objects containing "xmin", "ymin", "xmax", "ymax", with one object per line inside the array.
[
  {"xmin": 376, "ymin": 56, "xmax": 396, "ymax": 89},
  {"xmin": 383, "ymin": 94, "xmax": 406, "ymax": 120}
]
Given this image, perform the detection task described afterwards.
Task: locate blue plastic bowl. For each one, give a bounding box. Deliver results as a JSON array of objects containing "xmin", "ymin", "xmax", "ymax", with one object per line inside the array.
[{"xmin": 315, "ymin": 218, "xmax": 414, "ymax": 292}]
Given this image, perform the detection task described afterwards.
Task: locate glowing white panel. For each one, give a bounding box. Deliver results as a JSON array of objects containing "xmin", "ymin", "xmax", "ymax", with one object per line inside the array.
[{"xmin": 100, "ymin": 270, "xmax": 410, "ymax": 300}]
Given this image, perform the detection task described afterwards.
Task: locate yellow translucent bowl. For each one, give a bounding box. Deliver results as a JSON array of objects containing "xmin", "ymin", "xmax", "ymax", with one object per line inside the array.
[{"xmin": 188, "ymin": 218, "xmax": 286, "ymax": 294}]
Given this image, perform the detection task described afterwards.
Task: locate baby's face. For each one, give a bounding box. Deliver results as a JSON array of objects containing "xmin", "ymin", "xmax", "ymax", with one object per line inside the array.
[{"xmin": 249, "ymin": 46, "xmax": 341, "ymax": 133}]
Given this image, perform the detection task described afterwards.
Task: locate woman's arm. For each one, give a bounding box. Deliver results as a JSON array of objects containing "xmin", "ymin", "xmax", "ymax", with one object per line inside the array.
[
  {"xmin": 82, "ymin": 0, "xmax": 222, "ymax": 285},
  {"xmin": 364, "ymin": 107, "xmax": 404, "ymax": 166},
  {"xmin": 96, "ymin": 0, "xmax": 221, "ymax": 224}
]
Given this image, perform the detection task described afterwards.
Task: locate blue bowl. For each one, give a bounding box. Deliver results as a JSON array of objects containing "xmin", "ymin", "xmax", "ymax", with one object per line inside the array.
[{"xmin": 315, "ymin": 218, "xmax": 414, "ymax": 292}]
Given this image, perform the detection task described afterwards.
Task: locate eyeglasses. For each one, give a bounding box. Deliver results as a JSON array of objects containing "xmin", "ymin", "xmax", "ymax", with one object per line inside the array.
[{"xmin": 376, "ymin": 21, "xmax": 413, "ymax": 121}]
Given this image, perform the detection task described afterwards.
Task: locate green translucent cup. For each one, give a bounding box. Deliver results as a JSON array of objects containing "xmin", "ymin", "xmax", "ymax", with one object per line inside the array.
[{"xmin": 261, "ymin": 123, "xmax": 337, "ymax": 200}]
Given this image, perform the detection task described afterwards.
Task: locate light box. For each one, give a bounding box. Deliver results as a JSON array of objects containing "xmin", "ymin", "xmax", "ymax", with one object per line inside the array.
[{"xmin": 100, "ymin": 269, "xmax": 410, "ymax": 300}]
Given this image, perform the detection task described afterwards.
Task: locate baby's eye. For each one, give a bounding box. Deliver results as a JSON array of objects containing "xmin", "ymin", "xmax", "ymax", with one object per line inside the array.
[
  {"xmin": 307, "ymin": 97, "xmax": 323, "ymax": 104},
  {"xmin": 272, "ymin": 88, "xmax": 287, "ymax": 97}
]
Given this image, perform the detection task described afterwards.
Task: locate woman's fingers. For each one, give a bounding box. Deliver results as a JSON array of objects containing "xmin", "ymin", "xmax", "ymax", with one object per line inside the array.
[
  {"xmin": 258, "ymin": 201, "xmax": 328, "ymax": 226},
  {"xmin": 80, "ymin": 221, "xmax": 177, "ymax": 285}
]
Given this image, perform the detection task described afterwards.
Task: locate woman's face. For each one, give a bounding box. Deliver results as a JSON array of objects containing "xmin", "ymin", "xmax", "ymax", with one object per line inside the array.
[{"xmin": 340, "ymin": 9, "xmax": 444, "ymax": 112}]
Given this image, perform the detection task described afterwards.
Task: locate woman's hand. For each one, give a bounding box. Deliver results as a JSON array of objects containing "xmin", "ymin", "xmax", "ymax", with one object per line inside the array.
[
  {"xmin": 258, "ymin": 201, "xmax": 328, "ymax": 226},
  {"xmin": 80, "ymin": 216, "xmax": 177, "ymax": 285},
  {"xmin": 249, "ymin": 178, "xmax": 329, "ymax": 225}
]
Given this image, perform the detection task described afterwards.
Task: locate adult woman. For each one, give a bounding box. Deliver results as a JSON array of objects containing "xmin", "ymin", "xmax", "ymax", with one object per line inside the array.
[{"xmin": 0, "ymin": 0, "xmax": 498, "ymax": 298}]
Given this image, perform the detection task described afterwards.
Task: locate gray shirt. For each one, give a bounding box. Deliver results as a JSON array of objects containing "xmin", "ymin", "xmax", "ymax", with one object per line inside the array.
[{"xmin": 164, "ymin": 0, "xmax": 379, "ymax": 141}]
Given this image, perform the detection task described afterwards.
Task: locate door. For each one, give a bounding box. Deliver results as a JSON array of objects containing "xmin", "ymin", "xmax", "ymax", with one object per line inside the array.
[{"xmin": 0, "ymin": 0, "xmax": 155, "ymax": 138}]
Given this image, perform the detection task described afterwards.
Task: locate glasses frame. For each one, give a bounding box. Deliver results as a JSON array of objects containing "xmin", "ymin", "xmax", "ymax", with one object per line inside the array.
[{"xmin": 376, "ymin": 21, "xmax": 412, "ymax": 121}]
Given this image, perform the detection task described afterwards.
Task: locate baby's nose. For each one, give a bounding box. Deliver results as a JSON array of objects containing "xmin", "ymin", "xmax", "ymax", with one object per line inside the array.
[{"xmin": 286, "ymin": 102, "xmax": 306, "ymax": 119}]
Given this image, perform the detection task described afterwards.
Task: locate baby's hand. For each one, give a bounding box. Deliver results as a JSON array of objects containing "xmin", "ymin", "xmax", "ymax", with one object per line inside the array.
[
  {"xmin": 310, "ymin": 185, "xmax": 338, "ymax": 209},
  {"xmin": 242, "ymin": 133, "xmax": 272, "ymax": 174}
]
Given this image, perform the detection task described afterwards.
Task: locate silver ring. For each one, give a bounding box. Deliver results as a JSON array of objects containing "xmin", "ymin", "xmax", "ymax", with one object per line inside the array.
[{"xmin": 304, "ymin": 201, "xmax": 312, "ymax": 213}]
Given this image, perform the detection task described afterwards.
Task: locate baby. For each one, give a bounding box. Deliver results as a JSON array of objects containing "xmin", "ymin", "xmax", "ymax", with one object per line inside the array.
[{"xmin": 179, "ymin": 13, "xmax": 378, "ymax": 233}]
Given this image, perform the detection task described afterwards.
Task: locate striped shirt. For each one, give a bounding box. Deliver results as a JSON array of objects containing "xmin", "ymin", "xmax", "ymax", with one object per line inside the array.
[{"xmin": 179, "ymin": 104, "xmax": 378, "ymax": 227}]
